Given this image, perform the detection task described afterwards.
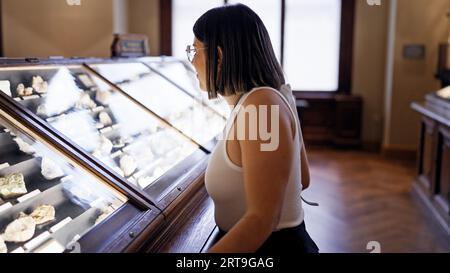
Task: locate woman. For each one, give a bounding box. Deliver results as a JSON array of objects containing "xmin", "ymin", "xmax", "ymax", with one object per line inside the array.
[{"xmin": 187, "ymin": 3, "xmax": 319, "ymax": 253}]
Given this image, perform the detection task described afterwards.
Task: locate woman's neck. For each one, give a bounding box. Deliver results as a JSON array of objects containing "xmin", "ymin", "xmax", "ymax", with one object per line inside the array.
[{"xmin": 223, "ymin": 93, "xmax": 244, "ymax": 110}]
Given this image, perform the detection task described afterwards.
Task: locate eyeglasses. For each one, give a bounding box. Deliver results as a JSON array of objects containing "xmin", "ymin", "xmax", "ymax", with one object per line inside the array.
[{"xmin": 186, "ymin": 45, "xmax": 207, "ymax": 62}]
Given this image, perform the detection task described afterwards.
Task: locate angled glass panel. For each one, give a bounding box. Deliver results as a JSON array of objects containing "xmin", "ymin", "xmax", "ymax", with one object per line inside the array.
[
  {"xmin": 89, "ymin": 62, "xmax": 227, "ymax": 145},
  {"xmin": 0, "ymin": 107, "xmax": 126, "ymax": 253},
  {"xmin": 0, "ymin": 65, "xmax": 199, "ymax": 193},
  {"xmin": 143, "ymin": 58, "xmax": 230, "ymax": 118}
]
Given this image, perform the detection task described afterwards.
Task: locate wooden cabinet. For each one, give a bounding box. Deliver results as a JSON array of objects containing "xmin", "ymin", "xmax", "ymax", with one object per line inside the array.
[
  {"xmin": 412, "ymin": 92, "xmax": 450, "ymax": 236},
  {"xmin": 436, "ymin": 127, "xmax": 450, "ymax": 216},
  {"xmin": 417, "ymin": 117, "xmax": 437, "ymax": 194},
  {"xmin": 294, "ymin": 93, "xmax": 362, "ymax": 147},
  {"xmin": 334, "ymin": 95, "xmax": 363, "ymax": 147}
]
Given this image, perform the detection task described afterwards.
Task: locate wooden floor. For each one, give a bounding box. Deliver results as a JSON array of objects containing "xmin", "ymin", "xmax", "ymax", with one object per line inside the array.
[
  {"xmin": 302, "ymin": 148, "xmax": 450, "ymax": 253},
  {"xmin": 163, "ymin": 148, "xmax": 450, "ymax": 253}
]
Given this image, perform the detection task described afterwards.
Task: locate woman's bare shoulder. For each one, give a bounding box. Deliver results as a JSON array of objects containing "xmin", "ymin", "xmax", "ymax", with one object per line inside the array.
[
  {"xmin": 242, "ymin": 88, "xmax": 294, "ymax": 122},
  {"xmin": 242, "ymin": 88, "xmax": 288, "ymax": 109}
]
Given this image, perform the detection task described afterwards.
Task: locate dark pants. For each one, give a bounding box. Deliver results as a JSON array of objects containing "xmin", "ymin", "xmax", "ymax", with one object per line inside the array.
[{"xmin": 216, "ymin": 221, "xmax": 319, "ymax": 254}]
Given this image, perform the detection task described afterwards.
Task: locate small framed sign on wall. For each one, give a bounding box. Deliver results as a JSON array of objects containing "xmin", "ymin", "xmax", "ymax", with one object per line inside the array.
[
  {"xmin": 111, "ymin": 34, "xmax": 150, "ymax": 58},
  {"xmin": 403, "ymin": 44, "xmax": 426, "ymax": 60}
]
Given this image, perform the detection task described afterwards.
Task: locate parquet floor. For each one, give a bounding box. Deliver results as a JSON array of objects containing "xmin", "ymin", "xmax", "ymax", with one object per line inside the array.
[{"xmin": 302, "ymin": 148, "xmax": 450, "ymax": 253}]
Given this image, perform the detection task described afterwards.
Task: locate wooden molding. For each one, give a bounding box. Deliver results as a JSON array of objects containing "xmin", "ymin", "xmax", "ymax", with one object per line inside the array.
[
  {"xmin": 280, "ymin": 0, "xmax": 286, "ymax": 66},
  {"xmin": 0, "ymin": 0, "xmax": 3, "ymax": 57},
  {"xmin": 142, "ymin": 169, "xmax": 209, "ymax": 252},
  {"xmin": 362, "ymin": 141, "xmax": 381, "ymax": 153},
  {"xmin": 412, "ymin": 182, "xmax": 450, "ymax": 237},
  {"xmin": 381, "ymin": 145, "xmax": 417, "ymax": 161},
  {"xmin": 159, "ymin": 0, "xmax": 172, "ymax": 56},
  {"xmin": 338, "ymin": 0, "xmax": 355, "ymax": 94}
]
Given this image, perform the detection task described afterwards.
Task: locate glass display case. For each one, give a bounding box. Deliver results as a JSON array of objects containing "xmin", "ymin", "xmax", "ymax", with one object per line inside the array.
[
  {"xmin": 142, "ymin": 57, "xmax": 230, "ymax": 118},
  {"xmin": 88, "ymin": 60, "xmax": 228, "ymax": 147},
  {"xmin": 0, "ymin": 63, "xmax": 208, "ymax": 201},
  {"xmin": 0, "ymin": 102, "xmax": 126, "ymax": 253},
  {"xmin": 412, "ymin": 87, "xmax": 450, "ymax": 239},
  {"xmin": 0, "ymin": 57, "xmax": 228, "ymax": 253}
]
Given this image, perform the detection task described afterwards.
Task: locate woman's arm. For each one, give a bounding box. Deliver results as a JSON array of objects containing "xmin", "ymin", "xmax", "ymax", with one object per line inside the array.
[
  {"xmin": 208, "ymin": 89, "xmax": 295, "ymax": 253},
  {"xmin": 300, "ymin": 138, "xmax": 311, "ymax": 190}
]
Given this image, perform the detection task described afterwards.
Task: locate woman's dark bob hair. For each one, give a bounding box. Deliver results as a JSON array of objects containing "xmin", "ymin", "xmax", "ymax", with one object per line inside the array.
[{"xmin": 193, "ymin": 3, "xmax": 285, "ymax": 99}]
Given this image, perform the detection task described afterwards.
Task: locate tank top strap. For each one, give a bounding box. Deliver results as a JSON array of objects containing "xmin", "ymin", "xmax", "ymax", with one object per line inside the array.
[
  {"xmin": 223, "ymin": 85, "xmax": 302, "ymax": 141},
  {"xmin": 223, "ymin": 88, "xmax": 266, "ymax": 138}
]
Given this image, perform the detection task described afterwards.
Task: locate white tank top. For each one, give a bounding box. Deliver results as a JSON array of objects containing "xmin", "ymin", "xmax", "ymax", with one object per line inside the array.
[{"xmin": 205, "ymin": 84, "xmax": 304, "ymax": 232}]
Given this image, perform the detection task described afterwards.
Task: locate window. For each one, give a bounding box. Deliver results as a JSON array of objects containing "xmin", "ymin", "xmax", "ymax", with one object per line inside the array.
[
  {"xmin": 172, "ymin": 0, "xmax": 223, "ymax": 59},
  {"xmin": 227, "ymin": 0, "xmax": 282, "ymax": 62},
  {"xmin": 284, "ymin": 0, "xmax": 341, "ymax": 91},
  {"xmin": 167, "ymin": 0, "xmax": 353, "ymax": 93}
]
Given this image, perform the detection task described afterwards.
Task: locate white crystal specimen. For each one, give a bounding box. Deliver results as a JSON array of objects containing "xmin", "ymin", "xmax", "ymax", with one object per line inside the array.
[
  {"xmin": 30, "ymin": 204, "xmax": 55, "ymax": 225},
  {"xmin": 119, "ymin": 154, "xmax": 137, "ymax": 177},
  {"xmin": 17, "ymin": 84, "xmax": 33, "ymax": 96},
  {"xmin": 99, "ymin": 112, "xmax": 112, "ymax": 127},
  {"xmin": 0, "ymin": 173, "xmax": 28, "ymax": 199},
  {"xmin": 2, "ymin": 215, "xmax": 36, "ymax": 243},
  {"xmin": 36, "ymin": 104, "xmax": 49, "ymax": 117},
  {"xmin": 13, "ymin": 137, "xmax": 36, "ymax": 155},
  {"xmin": 0, "ymin": 81, "xmax": 12, "ymax": 97},
  {"xmin": 93, "ymin": 135, "xmax": 113, "ymax": 156},
  {"xmin": 0, "ymin": 236, "xmax": 7, "ymax": 253},
  {"xmin": 41, "ymin": 157, "xmax": 65, "ymax": 180},
  {"xmin": 95, "ymin": 89, "xmax": 111, "ymax": 105},
  {"xmin": 76, "ymin": 93, "xmax": 97, "ymax": 109},
  {"xmin": 32, "ymin": 76, "xmax": 48, "ymax": 94}
]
